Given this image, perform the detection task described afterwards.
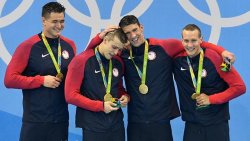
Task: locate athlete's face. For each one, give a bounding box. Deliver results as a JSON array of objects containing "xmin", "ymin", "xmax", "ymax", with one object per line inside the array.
[
  {"xmin": 42, "ymin": 12, "xmax": 64, "ymax": 38},
  {"xmin": 102, "ymin": 36, "xmax": 124, "ymax": 60},
  {"xmin": 182, "ymin": 29, "xmax": 202, "ymax": 58},
  {"xmin": 122, "ymin": 23, "xmax": 144, "ymax": 47}
]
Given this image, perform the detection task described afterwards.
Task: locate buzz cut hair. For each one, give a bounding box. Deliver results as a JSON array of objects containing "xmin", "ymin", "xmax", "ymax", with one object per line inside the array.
[{"xmin": 182, "ymin": 24, "xmax": 202, "ymax": 38}]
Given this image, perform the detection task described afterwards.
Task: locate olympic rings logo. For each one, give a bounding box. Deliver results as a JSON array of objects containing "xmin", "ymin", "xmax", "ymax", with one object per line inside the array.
[
  {"xmin": 1, "ymin": 1, "xmax": 250, "ymax": 64},
  {"xmin": 177, "ymin": 0, "xmax": 250, "ymax": 44},
  {"xmin": 57, "ymin": 0, "xmax": 153, "ymax": 47},
  {"xmin": 0, "ymin": 0, "xmax": 249, "ymax": 136},
  {"xmin": 0, "ymin": 0, "xmax": 34, "ymax": 64}
]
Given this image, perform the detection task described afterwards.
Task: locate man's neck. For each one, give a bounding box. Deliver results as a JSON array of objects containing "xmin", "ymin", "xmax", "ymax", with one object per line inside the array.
[
  {"xmin": 97, "ymin": 44, "xmax": 105, "ymax": 56},
  {"xmin": 42, "ymin": 31, "xmax": 59, "ymax": 39}
]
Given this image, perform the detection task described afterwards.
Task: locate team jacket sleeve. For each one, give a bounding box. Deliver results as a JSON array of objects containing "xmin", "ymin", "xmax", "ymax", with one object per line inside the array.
[
  {"xmin": 85, "ymin": 33, "xmax": 102, "ymax": 50},
  {"xmin": 201, "ymin": 41, "xmax": 225, "ymax": 55},
  {"xmin": 206, "ymin": 50, "xmax": 246, "ymax": 104},
  {"xmin": 65, "ymin": 54, "xmax": 104, "ymax": 112},
  {"xmin": 69, "ymin": 40, "xmax": 77, "ymax": 55},
  {"xmin": 153, "ymin": 38, "xmax": 225, "ymax": 58},
  {"xmin": 150, "ymin": 38, "xmax": 184, "ymax": 57},
  {"xmin": 4, "ymin": 41, "xmax": 44, "ymax": 89}
]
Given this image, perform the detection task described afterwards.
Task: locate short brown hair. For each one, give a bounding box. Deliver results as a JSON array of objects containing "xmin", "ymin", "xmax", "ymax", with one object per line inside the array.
[{"xmin": 182, "ymin": 24, "xmax": 202, "ymax": 38}]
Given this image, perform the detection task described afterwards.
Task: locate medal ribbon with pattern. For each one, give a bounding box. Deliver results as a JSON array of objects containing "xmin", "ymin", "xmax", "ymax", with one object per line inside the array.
[
  {"xmin": 41, "ymin": 33, "xmax": 63, "ymax": 79},
  {"xmin": 186, "ymin": 48, "xmax": 204, "ymax": 100},
  {"xmin": 95, "ymin": 47, "xmax": 113, "ymax": 102},
  {"xmin": 129, "ymin": 40, "xmax": 149, "ymax": 94}
]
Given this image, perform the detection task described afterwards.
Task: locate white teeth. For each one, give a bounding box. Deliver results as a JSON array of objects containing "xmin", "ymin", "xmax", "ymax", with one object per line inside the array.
[
  {"xmin": 187, "ymin": 48, "xmax": 194, "ymax": 51},
  {"xmin": 132, "ymin": 37, "xmax": 138, "ymax": 42}
]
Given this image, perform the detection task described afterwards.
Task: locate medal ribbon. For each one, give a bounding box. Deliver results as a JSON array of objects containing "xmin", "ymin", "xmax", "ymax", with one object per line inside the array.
[
  {"xmin": 186, "ymin": 49, "xmax": 204, "ymax": 94},
  {"xmin": 129, "ymin": 40, "xmax": 149, "ymax": 85},
  {"xmin": 41, "ymin": 33, "xmax": 61, "ymax": 74},
  {"xmin": 95, "ymin": 47, "xmax": 112, "ymax": 94}
]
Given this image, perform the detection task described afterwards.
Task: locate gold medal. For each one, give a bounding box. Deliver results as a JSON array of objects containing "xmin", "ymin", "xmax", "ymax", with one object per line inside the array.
[
  {"xmin": 191, "ymin": 93, "xmax": 200, "ymax": 100},
  {"xmin": 104, "ymin": 93, "xmax": 113, "ymax": 102},
  {"xmin": 56, "ymin": 73, "xmax": 64, "ymax": 80},
  {"xmin": 139, "ymin": 84, "xmax": 148, "ymax": 95}
]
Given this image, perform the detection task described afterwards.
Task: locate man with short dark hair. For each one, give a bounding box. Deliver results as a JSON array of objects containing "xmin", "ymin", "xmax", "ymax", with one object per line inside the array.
[{"xmin": 4, "ymin": 2, "xmax": 76, "ymax": 141}]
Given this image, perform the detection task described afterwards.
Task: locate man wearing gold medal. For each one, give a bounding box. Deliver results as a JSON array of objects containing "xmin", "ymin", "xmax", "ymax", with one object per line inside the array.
[
  {"xmin": 173, "ymin": 24, "xmax": 246, "ymax": 141},
  {"xmin": 86, "ymin": 15, "xmax": 235, "ymax": 141},
  {"xmin": 4, "ymin": 2, "xmax": 76, "ymax": 141},
  {"xmin": 65, "ymin": 29, "xmax": 129, "ymax": 141}
]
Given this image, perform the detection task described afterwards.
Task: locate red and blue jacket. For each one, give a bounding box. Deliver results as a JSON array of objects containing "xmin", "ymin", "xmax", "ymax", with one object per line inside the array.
[
  {"xmin": 65, "ymin": 48, "xmax": 127, "ymax": 132},
  {"xmin": 4, "ymin": 33, "xmax": 76, "ymax": 123},
  {"xmin": 173, "ymin": 48, "xmax": 246, "ymax": 126},
  {"xmin": 87, "ymin": 35, "xmax": 226, "ymax": 124}
]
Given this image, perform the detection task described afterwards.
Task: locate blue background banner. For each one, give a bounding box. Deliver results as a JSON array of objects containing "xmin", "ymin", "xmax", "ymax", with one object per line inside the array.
[{"xmin": 0, "ymin": 1, "xmax": 249, "ymax": 141}]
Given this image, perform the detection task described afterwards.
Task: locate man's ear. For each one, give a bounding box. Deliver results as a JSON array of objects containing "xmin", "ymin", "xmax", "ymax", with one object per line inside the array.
[
  {"xmin": 140, "ymin": 24, "xmax": 144, "ymax": 31},
  {"xmin": 103, "ymin": 36, "xmax": 108, "ymax": 44},
  {"xmin": 42, "ymin": 17, "xmax": 46, "ymax": 26},
  {"xmin": 200, "ymin": 36, "xmax": 203, "ymax": 43}
]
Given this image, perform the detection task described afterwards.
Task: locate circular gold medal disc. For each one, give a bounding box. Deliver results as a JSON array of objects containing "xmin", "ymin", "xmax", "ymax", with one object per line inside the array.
[
  {"xmin": 191, "ymin": 93, "xmax": 200, "ymax": 100},
  {"xmin": 104, "ymin": 93, "xmax": 113, "ymax": 102},
  {"xmin": 56, "ymin": 73, "xmax": 64, "ymax": 80},
  {"xmin": 139, "ymin": 84, "xmax": 148, "ymax": 95}
]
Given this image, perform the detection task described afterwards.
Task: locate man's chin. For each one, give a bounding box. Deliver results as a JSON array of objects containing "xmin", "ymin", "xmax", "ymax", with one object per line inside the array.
[
  {"xmin": 131, "ymin": 42, "xmax": 140, "ymax": 47},
  {"xmin": 186, "ymin": 52, "xmax": 193, "ymax": 56},
  {"xmin": 56, "ymin": 33, "xmax": 61, "ymax": 37},
  {"xmin": 131, "ymin": 40, "xmax": 145, "ymax": 47},
  {"xmin": 50, "ymin": 34, "xmax": 60, "ymax": 38},
  {"xmin": 53, "ymin": 31, "xmax": 61, "ymax": 37}
]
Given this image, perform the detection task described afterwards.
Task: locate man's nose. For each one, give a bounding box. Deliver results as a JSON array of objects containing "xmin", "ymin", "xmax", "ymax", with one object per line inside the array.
[
  {"xmin": 187, "ymin": 41, "xmax": 193, "ymax": 47},
  {"xmin": 56, "ymin": 22, "xmax": 63, "ymax": 28},
  {"xmin": 130, "ymin": 32, "xmax": 137, "ymax": 38}
]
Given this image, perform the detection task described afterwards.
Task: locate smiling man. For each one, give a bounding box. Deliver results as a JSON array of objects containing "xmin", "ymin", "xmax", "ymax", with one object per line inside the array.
[
  {"xmin": 4, "ymin": 2, "xmax": 76, "ymax": 141},
  {"xmin": 86, "ymin": 15, "xmax": 237, "ymax": 141},
  {"xmin": 173, "ymin": 24, "xmax": 246, "ymax": 141}
]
